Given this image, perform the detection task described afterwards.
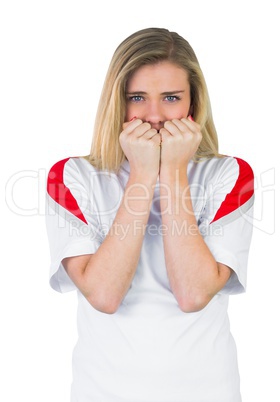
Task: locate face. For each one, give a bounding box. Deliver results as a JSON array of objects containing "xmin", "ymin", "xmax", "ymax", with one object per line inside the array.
[{"xmin": 125, "ymin": 61, "xmax": 192, "ymax": 131}]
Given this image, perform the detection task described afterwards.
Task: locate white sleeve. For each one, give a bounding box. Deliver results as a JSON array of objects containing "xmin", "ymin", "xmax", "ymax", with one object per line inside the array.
[
  {"xmin": 45, "ymin": 157, "xmax": 103, "ymax": 293},
  {"xmin": 198, "ymin": 157, "xmax": 254, "ymax": 295}
]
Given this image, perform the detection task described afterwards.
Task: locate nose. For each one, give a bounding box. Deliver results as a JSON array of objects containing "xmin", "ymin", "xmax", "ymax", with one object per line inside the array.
[{"xmin": 144, "ymin": 101, "xmax": 165, "ymax": 131}]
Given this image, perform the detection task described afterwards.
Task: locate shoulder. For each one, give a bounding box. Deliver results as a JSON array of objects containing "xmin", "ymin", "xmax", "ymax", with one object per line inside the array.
[
  {"xmin": 47, "ymin": 156, "xmax": 96, "ymax": 188},
  {"xmin": 206, "ymin": 156, "xmax": 254, "ymax": 223},
  {"xmin": 190, "ymin": 156, "xmax": 254, "ymax": 216},
  {"xmin": 46, "ymin": 157, "xmax": 95, "ymax": 225},
  {"xmin": 46, "ymin": 157, "xmax": 94, "ymax": 203},
  {"xmin": 215, "ymin": 156, "xmax": 254, "ymax": 191},
  {"xmin": 47, "ymin": 156, "xmax": 93, "ymax": 177},
  {"xmin": 46, "ymin": 156, "xmax": 125, "ymax": 200},
  {"xmin": 191, "ymin": 155, "xmax": 254, "ymax": 183}
]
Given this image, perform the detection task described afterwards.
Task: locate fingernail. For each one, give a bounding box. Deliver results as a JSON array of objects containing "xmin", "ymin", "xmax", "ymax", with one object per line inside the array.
[
  {"xmin": 130, "ymin": 116, "xmax": 137, "ymax": 121},
  {"xmin": 188, "ymin": 115, "xmax": 194, "ymax": 121}
]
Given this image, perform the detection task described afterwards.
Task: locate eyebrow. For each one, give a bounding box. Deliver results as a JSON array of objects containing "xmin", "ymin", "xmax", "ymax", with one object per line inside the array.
[{"xmin": 126, "ymin": 90, "xmax": 185, "ymax": 96}]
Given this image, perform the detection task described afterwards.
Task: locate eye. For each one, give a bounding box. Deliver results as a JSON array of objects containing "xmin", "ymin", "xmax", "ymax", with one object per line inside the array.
[
  {"xmin": 127, "ymin": 95, "xmax": 144, "ymax": 102},
  {"xmin": 165, "ymin": 95, "xmax": 181, "ymax": 102}
]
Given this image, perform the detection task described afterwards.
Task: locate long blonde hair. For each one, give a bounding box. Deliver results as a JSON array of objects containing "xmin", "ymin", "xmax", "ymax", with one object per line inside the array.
[{"xmin": 87, "ymin": 27, "xmax": 220, "ymax": 171}]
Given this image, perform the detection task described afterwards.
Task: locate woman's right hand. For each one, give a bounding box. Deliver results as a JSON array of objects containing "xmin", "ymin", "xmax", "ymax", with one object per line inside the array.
[
  {"xmin": 63, "ymin": 118, "xmax": 161, "ymax": 314},
  {"xmin": 120, "ymin": 118, "xmax": 161, "ymax": 181}
]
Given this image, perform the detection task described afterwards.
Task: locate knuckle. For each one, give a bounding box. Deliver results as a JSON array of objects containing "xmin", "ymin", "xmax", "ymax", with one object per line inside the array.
[
  {"xmin": 197, "ymin": 131, "xmax": 202, "ymax": 140},
  {"xmin": 143, "ymin": 122, "xmax": 151, "ymax": 130},
  {"xmin": 119, "ymin": 131, "xmax": 128, "ymax": 142}
]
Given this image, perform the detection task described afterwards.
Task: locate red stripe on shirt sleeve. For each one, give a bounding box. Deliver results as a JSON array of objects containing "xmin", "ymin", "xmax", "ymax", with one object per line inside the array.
[
  {"xmin": 211, "ymin": 157, "xmax": 254, "ymax": 224},
  {"xmin": 47, "ymin": 158, "xmax": 88, "ymax": 224}
]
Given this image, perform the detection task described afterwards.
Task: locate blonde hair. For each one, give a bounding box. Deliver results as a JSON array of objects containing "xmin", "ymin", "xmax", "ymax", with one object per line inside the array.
[{"xmin": 86, "ymin": 27, "xmax": 220, "ymax": 171}]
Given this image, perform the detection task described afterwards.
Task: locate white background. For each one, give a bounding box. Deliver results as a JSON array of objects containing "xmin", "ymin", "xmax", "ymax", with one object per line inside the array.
[{"xmin": 1, "ymin": 0, "xmax": 279, "ymax": 401}]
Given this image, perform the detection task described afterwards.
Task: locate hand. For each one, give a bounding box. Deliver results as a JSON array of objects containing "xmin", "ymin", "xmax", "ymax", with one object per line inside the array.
[
  {"xmin": 160, "ymin": 117, "xmax": 202, "ymax": 170},
  {"xmin": 120, "ymin": 118, "xmax": 161, "ymax": 180}
]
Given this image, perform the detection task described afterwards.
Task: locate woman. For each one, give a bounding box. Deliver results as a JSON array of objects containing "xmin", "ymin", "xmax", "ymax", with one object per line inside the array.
[{"xmin": 46, "ymin": 27, "xmax": 254, "ymax": 402}]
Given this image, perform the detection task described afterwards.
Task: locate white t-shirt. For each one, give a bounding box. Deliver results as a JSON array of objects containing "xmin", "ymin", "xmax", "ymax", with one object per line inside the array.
[{"xmin": 46, "ymin": 156, "xmax": 254, "ymax": 402}]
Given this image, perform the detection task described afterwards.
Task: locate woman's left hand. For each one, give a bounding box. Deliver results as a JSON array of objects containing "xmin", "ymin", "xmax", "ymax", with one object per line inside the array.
[{"xmin": 159, "ymin": 117, "xmax": 202, "ymax": 170}]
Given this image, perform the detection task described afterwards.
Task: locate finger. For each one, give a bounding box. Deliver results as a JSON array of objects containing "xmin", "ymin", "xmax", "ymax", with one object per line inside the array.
[
  {"xmin": 140, "ymin": 128, "xmax": 158, "ymax": 140},
  {"xmin": 181, "ymin": 117, "xmax": 200, "ymax": 130},
  {"xmin": 149, "ymin": 132, "xmax": 162, "ymax": 146},
  {"xmin": 170, "ymin": 118, "xmax": 201, "ymax": 138},
  {"xmin": 172, "ymin": 118, "xmax": 200, "ymax": 133},
  {"xmin": 122, "ymin": 118, "xmax": 143, "ymax": 132},
  {"xmin": 170, "ymin": 118, "xmax": 190, "ymax": 133},
  {"xmin": 181, "ymin": 118, "xmax": 202, "ymax": 144},
  {"xmin": 131, "ymin": 122, "xmax": 157, "ymax": 139},
  {"xmin": 162, "ymin": 119, "xmax": 184, "ymax": 136},
  {"xmin": 159, "ymin": 127, "xmax": 172, "ymax": 141},
  {"xmin": 120, "ymin": 122, "xmax": 156, "ymax": 144}
]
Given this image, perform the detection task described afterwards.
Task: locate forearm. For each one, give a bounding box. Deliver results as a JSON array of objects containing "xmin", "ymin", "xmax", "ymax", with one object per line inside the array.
[
  {"xmin": 65, "ymin": 173, "xmax": 156, "ymax": 313},
  {"xmin": 160, "ymin": 168, "xmax": 231, "ymax": 312}
]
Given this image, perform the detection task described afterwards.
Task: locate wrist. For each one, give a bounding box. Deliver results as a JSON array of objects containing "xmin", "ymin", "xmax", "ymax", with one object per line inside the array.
[
  {"xmin": 129, "ymin": 169, "xmax": 158, "ymax": 187},
  {"xmin": 159, "ymin": 166, "xmax": 188, "ymax": 186}
]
